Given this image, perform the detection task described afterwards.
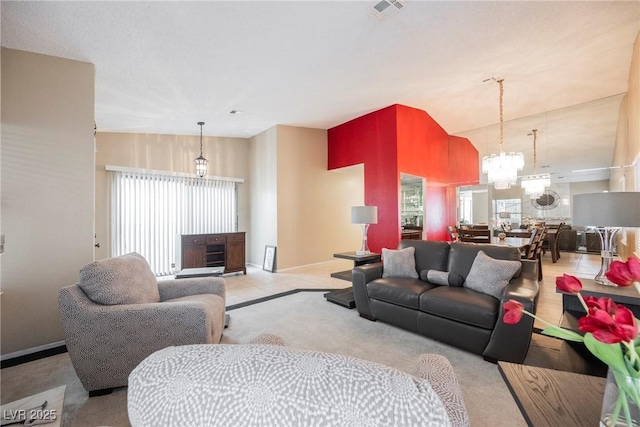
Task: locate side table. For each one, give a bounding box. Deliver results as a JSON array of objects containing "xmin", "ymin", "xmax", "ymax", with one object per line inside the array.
[
  {"xmin": 325, "ymin": 252, "xmax": 381, "ymax": 309},
  {"xmin": 498, "ymin": 362, "xmax": 605, "ymax": 427},
  {"xmin": 557, "ymin": 277, "xmax": 640, "ymax": 317},
  {"xmin": 329, "ymin": 251, "xmax": 381, "ymax": 282}
]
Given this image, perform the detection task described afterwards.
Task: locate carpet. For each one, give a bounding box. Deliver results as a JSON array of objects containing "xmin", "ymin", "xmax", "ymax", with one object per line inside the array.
[
  {"xmin": 2, "ymin": 290, "xmax": 532, "ymax": 426},
  {"xmin": 222, "ymin": 291, "xmax": 528, "ymax": 426}
]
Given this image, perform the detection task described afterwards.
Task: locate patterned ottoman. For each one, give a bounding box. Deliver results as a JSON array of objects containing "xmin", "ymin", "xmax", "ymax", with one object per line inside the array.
[{"xmin": 128, "ymin": 344, "xmax": 454, "ymax": 426}]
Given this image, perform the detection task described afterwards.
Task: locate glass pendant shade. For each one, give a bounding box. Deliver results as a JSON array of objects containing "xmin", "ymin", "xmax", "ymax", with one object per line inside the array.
[
  {"xmin": 521, "ymin": 173, "xmax": 551, "ymax": 199},
  {"xmin": 194, "ymin": 155, "xmax": 208, "ymax": 178},
  {"xmin": 482, "ymin": 151, "xmax": 524, "ymax": 189},
  {"xmin": 520, "ymin": 129, "xmax": 550, "ymax": 198},
  {"xmin": 194, "ymin": 121, "xmax": 208, "ymax": 178},
  {"xmin": 482, "ymin": 79, "xmax": 525, "ymax": 189}
]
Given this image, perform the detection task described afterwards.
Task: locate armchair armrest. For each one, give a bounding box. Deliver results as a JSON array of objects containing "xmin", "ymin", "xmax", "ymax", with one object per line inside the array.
[
  {"xmin": 158, "ymin": 277, "xmax": 225, "ymax": 301},
  {"xmin": 352, "ymin": 262, "xmax": 383, "ymax": 320},
  {"xmin": 58, "ymin": 285, "xmax": 219, "ymax": 392},
  {"xmin": 483, "ymin": 260, "xmax": 540, "ymax": 363}
]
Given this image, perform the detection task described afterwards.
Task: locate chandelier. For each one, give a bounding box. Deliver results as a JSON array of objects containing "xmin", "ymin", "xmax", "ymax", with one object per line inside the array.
[
  {"xmin": 481, "ymin": 79, "xmax": 524, "ymax": 189},
  {"xmin": 194, "ymin": 121, "xmax": 208, "ymax": 178},
  {"xmin": 520, "ymin": 129, "xmax": 550, "ymax": 199}
]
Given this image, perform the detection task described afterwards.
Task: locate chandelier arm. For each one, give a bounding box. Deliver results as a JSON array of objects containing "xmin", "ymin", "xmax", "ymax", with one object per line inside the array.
[
  {"xmin": 498, "ymin": 79, "xmax": 504, "ymax": 152},
  {"xmin": 532, "ymin": 129, "xmax": 537, "ymax": 175}
]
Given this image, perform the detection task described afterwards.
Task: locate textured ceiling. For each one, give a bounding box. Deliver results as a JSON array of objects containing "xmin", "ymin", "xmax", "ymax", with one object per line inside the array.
[{"xmin": 1, "ymin": 1, "xmax": 639, "ymax": 184}]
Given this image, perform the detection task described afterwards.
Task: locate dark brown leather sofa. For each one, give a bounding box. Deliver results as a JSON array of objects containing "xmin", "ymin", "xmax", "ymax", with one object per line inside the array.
[{"xmin": 352, "ymin": 240, "xmax": 539, "ymax": 363}]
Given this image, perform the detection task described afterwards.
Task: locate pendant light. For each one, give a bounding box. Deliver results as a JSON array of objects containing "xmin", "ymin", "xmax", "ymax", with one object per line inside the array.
[
  {"xmin": 520, "ymin": 129, "xmax": 551, "ymax": 199},
  {"xmin": 481, "ymin": 79, "xmax": 524, "ymax": 189},
  {"xmin": 194, "ymin": 121, "xmax": 208, "ymax": 178}
]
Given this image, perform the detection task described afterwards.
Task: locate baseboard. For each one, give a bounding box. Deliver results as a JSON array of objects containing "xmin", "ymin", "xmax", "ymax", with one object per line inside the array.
[{"xmin": 1, "ymin": 341, "xmax": 67, "ymax": 368}]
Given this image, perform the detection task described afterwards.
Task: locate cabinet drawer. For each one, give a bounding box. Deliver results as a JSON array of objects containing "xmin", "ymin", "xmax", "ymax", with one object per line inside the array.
[
  {"xmin": 183, "ymin": 235, "xmax": 205, "ymax": 245},
  {"xmin": 227, "ymin": 233, "xmax": 245, "ymax": 242},
  {"xmin": 207, "ymin": 235, "xmax": 227, "ymax": 244}
]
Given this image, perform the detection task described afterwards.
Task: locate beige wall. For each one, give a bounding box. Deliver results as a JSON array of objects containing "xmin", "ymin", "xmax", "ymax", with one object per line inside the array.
[
  {"xmin": 248, "ymin": 127, "xmax": 278, "ymax": 266},
  {"xmin": 1, "ymin": 48, "xmax": 95, "ymax": 356},
  {"xmin": 276, "ymin": 125, "xmax": 363, "ymax": 270},
  {"xmin": 94, "ymin": 132, "xmax": 251, "ymax": 261},
  {"xmin": 610, "ymin": 31, "xmax": 640, "ymax": 257},
  {"xmin": 248, "ymin": 125, "xmax": 363, "ymax": 270}
]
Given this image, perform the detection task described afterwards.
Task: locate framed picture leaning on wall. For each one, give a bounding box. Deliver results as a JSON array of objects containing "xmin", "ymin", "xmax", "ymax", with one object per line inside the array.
[{"xmin": 263, "ymin": 246, "xmax": 276, "ymax": 272}]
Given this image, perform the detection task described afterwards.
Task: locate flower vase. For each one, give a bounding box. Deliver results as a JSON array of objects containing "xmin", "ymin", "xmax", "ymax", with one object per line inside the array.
[{"xmin": 601, "ymin": 368, "xmax": 640, "ymax": 427}]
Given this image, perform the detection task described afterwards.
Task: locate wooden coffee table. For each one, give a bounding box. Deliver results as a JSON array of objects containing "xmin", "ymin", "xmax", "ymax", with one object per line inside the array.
[{"xmin": 498, "ymin": 362, "xmax": 605, "ymax": 427}]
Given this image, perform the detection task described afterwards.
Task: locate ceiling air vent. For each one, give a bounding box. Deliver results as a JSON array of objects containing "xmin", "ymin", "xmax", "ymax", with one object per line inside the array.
[{"xmin": 370, "ymin": 0, "xmax": 405, "ymax": 20}]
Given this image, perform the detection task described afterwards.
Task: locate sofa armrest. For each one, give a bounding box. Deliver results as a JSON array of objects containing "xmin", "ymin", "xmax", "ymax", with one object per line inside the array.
[
  {"xmin": 352, "ymin": 262, "xmax": 383, "ymax": 320},
  {"xmin": 158, "ymin": 277, "xmax": 226, "ymax": 301},
  {"xmin": 482, "ymin": 260, "xmax": 540, "ymax": 363}
]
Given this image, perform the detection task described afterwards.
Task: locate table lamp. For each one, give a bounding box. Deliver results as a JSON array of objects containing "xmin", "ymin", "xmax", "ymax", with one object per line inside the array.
[
  {"xmin": 572, "ymin": 192, "xmax": 640, "ymax": 286},
  {"xmin": 352, "ymin": 206, "xmax": 378, "ymax": 255}
]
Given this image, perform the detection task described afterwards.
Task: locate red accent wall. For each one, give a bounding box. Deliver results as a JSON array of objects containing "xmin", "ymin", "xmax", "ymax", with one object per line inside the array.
[{"xmin": 328, "ymin": 104, "xmax": 478, "ymax": 251}]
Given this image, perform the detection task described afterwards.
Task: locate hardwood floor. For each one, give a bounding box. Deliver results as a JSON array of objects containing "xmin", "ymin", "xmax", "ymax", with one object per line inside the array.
[{"xmin": 533, "ymin": 250, "xmax": 601, "ymax": 330}]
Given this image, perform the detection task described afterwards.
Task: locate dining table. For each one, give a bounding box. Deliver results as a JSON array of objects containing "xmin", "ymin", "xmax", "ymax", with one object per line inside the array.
[{"xmin": 491, "ymin": 236, "xmax": 531, "ymax": 251}]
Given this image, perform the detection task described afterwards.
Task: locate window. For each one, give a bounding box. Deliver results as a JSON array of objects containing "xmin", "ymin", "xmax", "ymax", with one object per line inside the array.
[
  {"xmin": 109, "ymin": 168, "xmax": 240, "ymax": 276},
  {"xmin": 492, "ymin": 198, "xmax": 522, "ymax": 229}
]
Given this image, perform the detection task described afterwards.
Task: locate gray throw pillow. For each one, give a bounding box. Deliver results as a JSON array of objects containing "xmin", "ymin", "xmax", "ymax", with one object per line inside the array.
[
  {"xmin": 78, "ymin": 252, "xmax": 160, "ymax": 305},
  {"xmin": 464, "ymin": 251, "xmax": 521, "ymax": 299},
  {"xmin": 382, "ymin": 247, "xmax": 419, "ymax": 279},
  {"xmin": 420, "ymin": 270, "xmax": 465, "ymax": 287}
]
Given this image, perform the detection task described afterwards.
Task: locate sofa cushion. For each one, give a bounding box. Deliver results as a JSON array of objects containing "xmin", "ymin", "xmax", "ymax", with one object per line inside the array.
[
  {"xmin": 419, "ymin": 286, "xmax": 499, "ymax": 330},
  {"xmin": 447, "ymin": 242, "xmax": 521, "ymax": 279},
  {"xmin": 78, "ymin": 252, "xmax": 160, "ymax": 305},
  {"xmin": 398, "ymin": 240, "xmax": 450, "ymax": 274},
  {"xmin": 463, "ymin": 251, "xmax": 521, "ymax": 300},
  {"xmin": 420, "ymin": 270, "xmax": 465, "ymax": 287},
  {"xmin": 367, "ymin": 278, "xmax": 436, "ymax": 309},
  {"xmin": 382, "ymin": 247, "xmax": 419, "ymax": 279}
]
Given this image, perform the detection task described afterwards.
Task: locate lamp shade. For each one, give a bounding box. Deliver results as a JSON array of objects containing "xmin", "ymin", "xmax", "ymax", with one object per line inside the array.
[
  {"xmin": 572, "ymin": 192, "xmax": 640, "ymax": 227},
  {"xmin": 351, "ymin": 206, "xmax": 378, "ymax": 224}
]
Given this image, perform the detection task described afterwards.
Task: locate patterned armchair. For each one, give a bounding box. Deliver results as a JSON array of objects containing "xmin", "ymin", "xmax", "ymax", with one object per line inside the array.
[{"xmin": 58, "ymin": 252, "xmax": 226, "ymax": 396}]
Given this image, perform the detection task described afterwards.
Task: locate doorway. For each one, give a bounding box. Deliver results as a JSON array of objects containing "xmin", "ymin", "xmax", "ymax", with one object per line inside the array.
[{"xmin": 400, "ymin": 173, "xmax": 426, "ymax": 239}]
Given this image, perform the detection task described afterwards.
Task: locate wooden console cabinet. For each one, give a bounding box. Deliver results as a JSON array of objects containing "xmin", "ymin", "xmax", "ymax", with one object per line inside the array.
[{"xmin": 178, "ymin": 232, "xmax": 246, "ymax": 274}]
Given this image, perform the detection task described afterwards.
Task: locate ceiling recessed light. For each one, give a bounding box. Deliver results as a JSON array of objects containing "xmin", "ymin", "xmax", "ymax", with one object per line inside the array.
[{"xmin": 229, "ymin": 110, "xmax": 243, "ymax": 115}]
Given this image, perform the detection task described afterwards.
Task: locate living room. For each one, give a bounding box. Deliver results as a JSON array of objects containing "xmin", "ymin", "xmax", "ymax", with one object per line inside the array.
[{"xmin": 2, "ymin": 1, "xmax": 640, "ymax": 426}]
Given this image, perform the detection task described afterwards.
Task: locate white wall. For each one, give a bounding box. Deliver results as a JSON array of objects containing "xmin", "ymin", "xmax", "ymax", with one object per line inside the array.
[{"xmin": 1, "ymin": 48, "xmax": 95, "ymax": 355}]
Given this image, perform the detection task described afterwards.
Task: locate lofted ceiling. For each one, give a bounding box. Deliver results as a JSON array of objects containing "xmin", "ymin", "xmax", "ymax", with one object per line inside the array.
[{"xmin": 1, "ymin": 1, "xmax": 639, "ymax": 184}]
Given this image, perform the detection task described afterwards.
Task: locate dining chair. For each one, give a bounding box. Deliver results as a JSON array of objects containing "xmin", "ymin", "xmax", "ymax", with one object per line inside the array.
[
  {"xmin": 520, "ymin": 227, "xmax": 540, "ymax": 259},
  {"xmin": 447, "ymin": 225, "xmax": 459, "ymax": 242}
]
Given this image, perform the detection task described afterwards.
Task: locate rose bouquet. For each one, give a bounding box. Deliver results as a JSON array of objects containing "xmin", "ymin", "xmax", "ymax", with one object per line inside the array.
[{"xmin": 503, "ymin": 256, "xmax": 640, "ymax": 426}]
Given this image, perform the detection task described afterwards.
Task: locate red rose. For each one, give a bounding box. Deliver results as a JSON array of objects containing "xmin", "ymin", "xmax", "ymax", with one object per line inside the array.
[
  {"xmin": 606, "ymin": 256, "xmax": 640, "ymax": 287},
  {"xmin": 503, "ymin": 299, "xmax": 524, "ymax": 324},
  {"xmin": 579, "ymin": 296, "xmax": 638, "ymax": 344},
  {"xmin": 556, "ymin": 274, "xmax": 583, "ymax": 294}
]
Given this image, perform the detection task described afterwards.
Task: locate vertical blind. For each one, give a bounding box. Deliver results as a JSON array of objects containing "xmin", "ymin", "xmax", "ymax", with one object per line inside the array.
[{"xmin": 110, "ymin": 169, "xmax": 238, "ymax": 276}]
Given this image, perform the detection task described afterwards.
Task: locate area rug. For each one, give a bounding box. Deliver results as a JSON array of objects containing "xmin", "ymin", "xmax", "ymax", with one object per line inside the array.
[{"xmin": 221, "ymin": 290, "xmax": 528, "ymax": 426}]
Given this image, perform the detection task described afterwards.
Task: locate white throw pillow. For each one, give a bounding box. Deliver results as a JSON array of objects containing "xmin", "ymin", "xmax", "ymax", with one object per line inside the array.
[
  {"xmin": 382, "ymin": 247, "xmax": 419, "ymax": 279},
  {"xmin": 464, "ymin": 251, "xmax": 521, "ymax": 299}
]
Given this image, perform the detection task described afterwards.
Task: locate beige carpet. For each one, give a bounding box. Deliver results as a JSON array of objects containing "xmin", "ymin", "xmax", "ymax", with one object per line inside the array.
[
  {"xmin": 222, "ymin": 291, "xmax": 527, "ymax": 427},
  {"xmin": 1, "ymin": 291, "xmax": 528, "ymax": 426}
]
